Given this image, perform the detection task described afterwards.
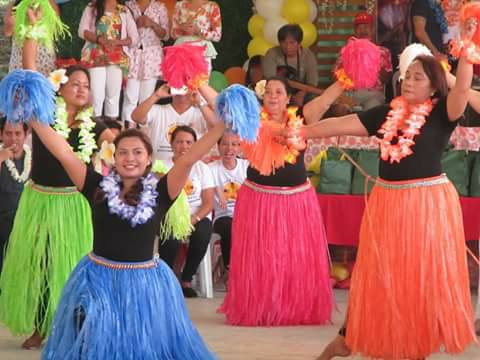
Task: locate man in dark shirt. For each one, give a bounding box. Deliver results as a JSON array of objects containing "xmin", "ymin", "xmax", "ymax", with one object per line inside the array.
[
  {"xmin": 0, "ymin": 120, "xmax": 29, "ymax": 272},
  {"xmin": 411, "ymin": 0, "xmax": 448, "ymax": 61}
]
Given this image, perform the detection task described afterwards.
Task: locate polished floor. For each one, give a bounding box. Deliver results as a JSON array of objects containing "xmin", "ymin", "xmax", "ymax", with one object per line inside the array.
[{"xmin": 0, "ymin": 290, "xmax": 478, "ymax": 360}]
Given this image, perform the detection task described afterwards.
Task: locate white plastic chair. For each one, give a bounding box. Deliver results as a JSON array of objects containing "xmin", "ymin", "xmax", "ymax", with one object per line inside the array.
[{"xmin": 196, "ymin": 233, "xmax": 221, "ymax": 298}]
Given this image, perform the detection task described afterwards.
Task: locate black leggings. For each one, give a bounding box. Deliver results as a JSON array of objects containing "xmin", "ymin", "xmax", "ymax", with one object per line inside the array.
[
  {"xmin": 159, "ymin": 218, "xmax": 212, "ymax": 282},
  {"xmin": 213, "ymin": 216, "xmax": 232, "ymax": 269}
]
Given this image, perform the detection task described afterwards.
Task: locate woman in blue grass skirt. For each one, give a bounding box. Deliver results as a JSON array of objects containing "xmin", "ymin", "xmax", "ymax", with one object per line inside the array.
[{"xmin": 27, "ymin": 119, "xmax": 225, "ymax": 359}]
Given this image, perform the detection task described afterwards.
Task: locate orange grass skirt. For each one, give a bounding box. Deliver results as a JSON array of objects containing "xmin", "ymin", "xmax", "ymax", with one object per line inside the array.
[{"xmin": 346, "ymin": 174, "xmax": 477, "ymax": 359}]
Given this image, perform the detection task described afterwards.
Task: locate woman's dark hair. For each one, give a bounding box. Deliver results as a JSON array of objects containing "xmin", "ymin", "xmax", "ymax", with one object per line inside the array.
[
  {"xmin": 102, "ymin": 118, "xmax": 122, "ymax": 132},
  {"xmin": 412, "ymin": 55, "xmax": 448, "ymax": 99},
  {"xmin": 58, "ymin": 66, "xmax": 91, "ymax": 94},
  {"xmin": 245, "ymin": 55, "xmax": 263, "ymax": 87},
  {"xmin": 95, "ymin": 129, "xmax": 153, "ymax": 206},
  {"xmin": 265, "ymin": 76, "xmax": 294, "ymax": 96},
  {"xmin": 0, "ymin": 117, "xmax": 28, "ymax": 133},
  {"xmin": 277, "ymin": 24, "xmax": 303, "ymax": 44},
  {"xmin": 170, "ymin": 125, "xmax": 197, "ymax": 144},
  {"xmin": 92, "ymin": 0, "xmax": 126, "ymax": 25}
]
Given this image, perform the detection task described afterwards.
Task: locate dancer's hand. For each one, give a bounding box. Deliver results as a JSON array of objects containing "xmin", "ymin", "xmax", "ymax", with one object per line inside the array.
[
  {"xmin": 27, "ymin": 5, "xmax": 42, "ymax": 25},
  {"xmin": 462, "ymin": 17, "xmax": 478, "ymax": 40},
  {"xmin": 0, "ymin": 145, "xmax": 15, "ymax": 163}
]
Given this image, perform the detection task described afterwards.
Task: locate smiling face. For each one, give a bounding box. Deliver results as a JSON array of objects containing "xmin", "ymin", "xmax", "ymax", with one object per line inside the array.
[
  {"xmin": 263, "ymin": 80, "xmax": 290, "ymax": 115},
  {"xmin": 401, "ymin": 60, "xmax": 435, "ymax": 104},
  {"xmin": 171, "ymin": 130, "xmax": 195, "ymax": 159},
  {"xmin": 114, "ymin": 136, "xmax": 152, "ymax": 180},
  {"xmin": 218, "ymin": 133, "xmax": 241, "ymax": 162},
  {"xmin": 58, "ymin": 70, "xmax": 90, "ymax": 109}
]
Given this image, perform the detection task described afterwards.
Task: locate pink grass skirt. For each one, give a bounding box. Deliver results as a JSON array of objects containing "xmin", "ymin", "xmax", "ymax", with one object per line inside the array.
[{"xmin": 218, "ymin": 180, "xmax": 334, "ymax": 326}]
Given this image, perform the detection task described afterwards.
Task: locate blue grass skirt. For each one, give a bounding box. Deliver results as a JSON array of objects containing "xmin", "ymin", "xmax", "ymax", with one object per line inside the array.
[{"xmin": 42, "ymin": 253, "xmax": 217, "ymax": 360}]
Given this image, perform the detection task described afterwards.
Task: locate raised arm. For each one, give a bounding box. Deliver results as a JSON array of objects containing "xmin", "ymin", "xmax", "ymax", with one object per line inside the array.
[
  {"xmin": 198, "ymin": 82, "xmax": 219, "ymax": 108},
  {"xmin": 300, "ymin": 113, "xmax": 368, "ymax": 140},
  {"xmin": 167, "ymin": 122, "xmax": 225, "ymax": 200},
  {"xmin": 191, "ymin": 91, "xmax": 218, "ymax": 129},
  {"xmin": 447, "ymin": 56, "xmax": 473, "ymax": 121},
  {"xmin": 131, "ymin": 84, "xmax": 171, "ymax": 125},
  {"xmin": 303, "ymin": 81, "xmax": 344, "ymax": 124},
  {"xmin": 30, "ymin": 121, "xmax": 87, "ymax": 190}
]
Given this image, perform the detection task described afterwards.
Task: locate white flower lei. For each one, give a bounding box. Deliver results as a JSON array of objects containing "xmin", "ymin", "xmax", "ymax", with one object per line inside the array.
[
  {"xmin": 100, "ymin": 171, "xmax": 159, "ymax": 227},
  {"xmin": 0, "ymin": 144, "xmax": 31, "ymax": 183},
  {"xmin": 53, "ymin": 97, "xmax": 97, "ymax": 163}
]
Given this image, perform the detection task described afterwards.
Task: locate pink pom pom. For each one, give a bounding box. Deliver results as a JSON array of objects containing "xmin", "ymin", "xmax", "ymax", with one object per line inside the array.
[
  {"xmin": 161, "ymin": 43, "xmax": 209, "ymax": 89},
  {"xmin": 340, "ymin": 38, "xmax": 381, "ymax": 89}
]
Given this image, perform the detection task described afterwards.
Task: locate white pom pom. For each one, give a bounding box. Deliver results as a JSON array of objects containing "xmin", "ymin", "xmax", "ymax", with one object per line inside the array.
[{"xmin": 398, "ymin": 43, "xmax": 433, "ymax": 80}]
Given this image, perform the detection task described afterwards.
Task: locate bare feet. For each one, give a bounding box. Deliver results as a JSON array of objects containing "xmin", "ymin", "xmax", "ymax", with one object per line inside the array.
[
  {"xmin": 21, "ymin": 330, "xmax": 44, "ymax": 350},
  {"xmin": 316, "ymin": 336, "xmax": 351, "ymax": 360},
  {"xmin": 475, "ymin": 319, "xmax": 480, "ymax": 336}
]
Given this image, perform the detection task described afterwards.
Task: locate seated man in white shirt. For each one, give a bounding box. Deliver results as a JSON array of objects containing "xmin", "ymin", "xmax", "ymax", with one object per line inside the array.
[
  {"xmin": 131, "ymin": 83, "xmax": 216, "ymax": 161},
  {"xmin": 209, "ymin": 133, "xmax": 248, "ymax": 271}
]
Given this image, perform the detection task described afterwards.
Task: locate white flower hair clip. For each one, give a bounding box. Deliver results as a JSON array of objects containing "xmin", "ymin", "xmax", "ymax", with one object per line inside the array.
[
  {"xmin": 255, "ymin": 79, "xmax": 266, "ymax": 99},
  {"xmin": 99, "ymin": 141, "xmax": 116, "ymax": 166},
  {"xmin": 48, "ymin": 69, "xmax": 69, "ymax": 91}
]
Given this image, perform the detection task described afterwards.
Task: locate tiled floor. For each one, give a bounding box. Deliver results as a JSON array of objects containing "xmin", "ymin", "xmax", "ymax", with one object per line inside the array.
[{"xmin": 0, "ymin": 290, "xmax": 478, "ymax": 359}]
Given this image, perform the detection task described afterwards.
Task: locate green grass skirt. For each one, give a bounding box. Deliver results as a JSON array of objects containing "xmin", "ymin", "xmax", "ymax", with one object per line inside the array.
[{"xmin": 0, "ymin": 182, "xmax": 92, "ymax": 336}]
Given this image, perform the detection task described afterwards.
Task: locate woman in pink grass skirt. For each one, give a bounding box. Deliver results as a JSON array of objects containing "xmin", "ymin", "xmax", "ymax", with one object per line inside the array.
[{"xmin": 200, "ymin": 77, "xmax": 346, "ymax": 326}]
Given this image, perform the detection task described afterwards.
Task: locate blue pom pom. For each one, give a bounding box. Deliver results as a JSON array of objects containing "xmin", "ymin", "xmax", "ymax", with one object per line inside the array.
[
  {"xmin": 0, "ymin": 69, "xmax": 55, "ymax": 125},
  {"xmin": 215, "ymin": 84, "xmax": 260, "ymax": 142}
]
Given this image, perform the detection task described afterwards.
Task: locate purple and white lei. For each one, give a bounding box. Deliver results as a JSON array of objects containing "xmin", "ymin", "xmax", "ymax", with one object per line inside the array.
[{"xmin": 100, "ymin": 171, "xmax": 159, "ymax": 227}]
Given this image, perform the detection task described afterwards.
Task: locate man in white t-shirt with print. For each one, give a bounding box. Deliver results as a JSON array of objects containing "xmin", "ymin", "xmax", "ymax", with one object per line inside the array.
[
  {"xmin": 131, "ymin": 84, "xmax": 217, "ymax": 161},
  {"xmin": 209, "ymin": 133, "xmax": 248, "ymax": 271}
]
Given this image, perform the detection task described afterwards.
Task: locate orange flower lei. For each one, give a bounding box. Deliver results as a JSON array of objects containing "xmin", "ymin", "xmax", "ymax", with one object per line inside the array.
[
  {"xmin": 261, "ymin": 106, "xmax": 306, "ymax": 164},
  {"xmin": 242, "ymin": 107, "xmax": 306, "ymax": 176},
  {"xmin": 378, "ymin": 96, "xmax": 435, "ymax": 164}
]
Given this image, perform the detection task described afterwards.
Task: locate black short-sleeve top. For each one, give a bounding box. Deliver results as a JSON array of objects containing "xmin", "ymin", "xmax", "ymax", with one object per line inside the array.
[
  {"xmin": 358, "ymin": 98, "xmax": 457, "ymax": 181},
  {"xmin": 31, "ymin": 121, "xmax": 107, "ymax": 187},
  {"xmin": 246, "ymin": 151, "xmax": 307, "ymax": 187},
  {"xmin": 81, "ymin": 169, "xmax": 175, "ymax": 262}
]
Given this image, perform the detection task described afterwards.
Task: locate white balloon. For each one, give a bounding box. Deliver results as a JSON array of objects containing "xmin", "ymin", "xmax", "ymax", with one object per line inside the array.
[
  {"xmin": 263, "ymin": 17, "xmax": 289, "ymax": 45},
  {"xmin": 255, "ymin": 0, "xmax": 283, "ymax": 20},
  {"xmin": 308, "ymin": 0, "xmax": 318, "ymax": 22}
]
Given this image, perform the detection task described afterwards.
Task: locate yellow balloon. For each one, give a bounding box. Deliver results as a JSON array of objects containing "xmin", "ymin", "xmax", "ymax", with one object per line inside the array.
[
  {"xmin": 300, "ymin": 22, "xmax": 318, "ymax": 48},
  {"xmin": 282, "ymin": 0, "xmax": 310, "ymax": 24},
  {"xmin": 247, "ymin": 37, "xmax": 273, "ymax": 58},
  {"xmin": 248, "ymin": 14, "xmax": 266, "ymax": 38}
]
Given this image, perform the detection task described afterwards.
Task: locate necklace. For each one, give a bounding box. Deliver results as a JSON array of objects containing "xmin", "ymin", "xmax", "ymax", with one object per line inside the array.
[
  {"xmin": 100, "ymin": 172, "xmax": 159, "ymax": 227},
  {"xmin": 243, "ymin": 107, "xmax": 306, "ymax": 176},
  {"xmin": 378, "ymin": 96, "xmax": 435, "ymax": 164},
  {"xmin": 0, "ymin": 144, "xmax": 31, "ymax": 183},
  {"xmin": 53, "ymin": 96, "xmax": 97, "ymax": 163}
]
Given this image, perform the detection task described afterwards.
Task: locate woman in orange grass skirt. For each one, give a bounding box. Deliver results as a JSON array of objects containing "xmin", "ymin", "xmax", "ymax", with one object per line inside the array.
[{"xmin": 302, "ymin": 54, "xmax": 477, "ymax": 359}]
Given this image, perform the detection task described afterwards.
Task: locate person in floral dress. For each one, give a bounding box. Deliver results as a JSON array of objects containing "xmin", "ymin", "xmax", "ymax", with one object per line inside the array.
[
  {"xmin": 78, "ymin": 0, "xmax": 139, "ymax": 119},
  {"xmin": 121, "ymin": 0, "xmax": 169, "ymax": 126},
  {"xmin": 171, "ymin": 0, "xmax": 222, "ymax": 73}
]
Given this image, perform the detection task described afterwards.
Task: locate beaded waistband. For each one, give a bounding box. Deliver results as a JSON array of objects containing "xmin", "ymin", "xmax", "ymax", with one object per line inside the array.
[
  {"xmin": 244, "ymin": 180, "xmax": 312, "ymax": 195},
  {"xmin": 88, "ymin": 253, "xmax": 157, "ymax": 270},
  {"xmin": 374, "ymin": 174, "xmax": 449, "ymax": 190},
  {"xmin": 29, "ymin": 180, "xmax": 78, "ymax": 195}
]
